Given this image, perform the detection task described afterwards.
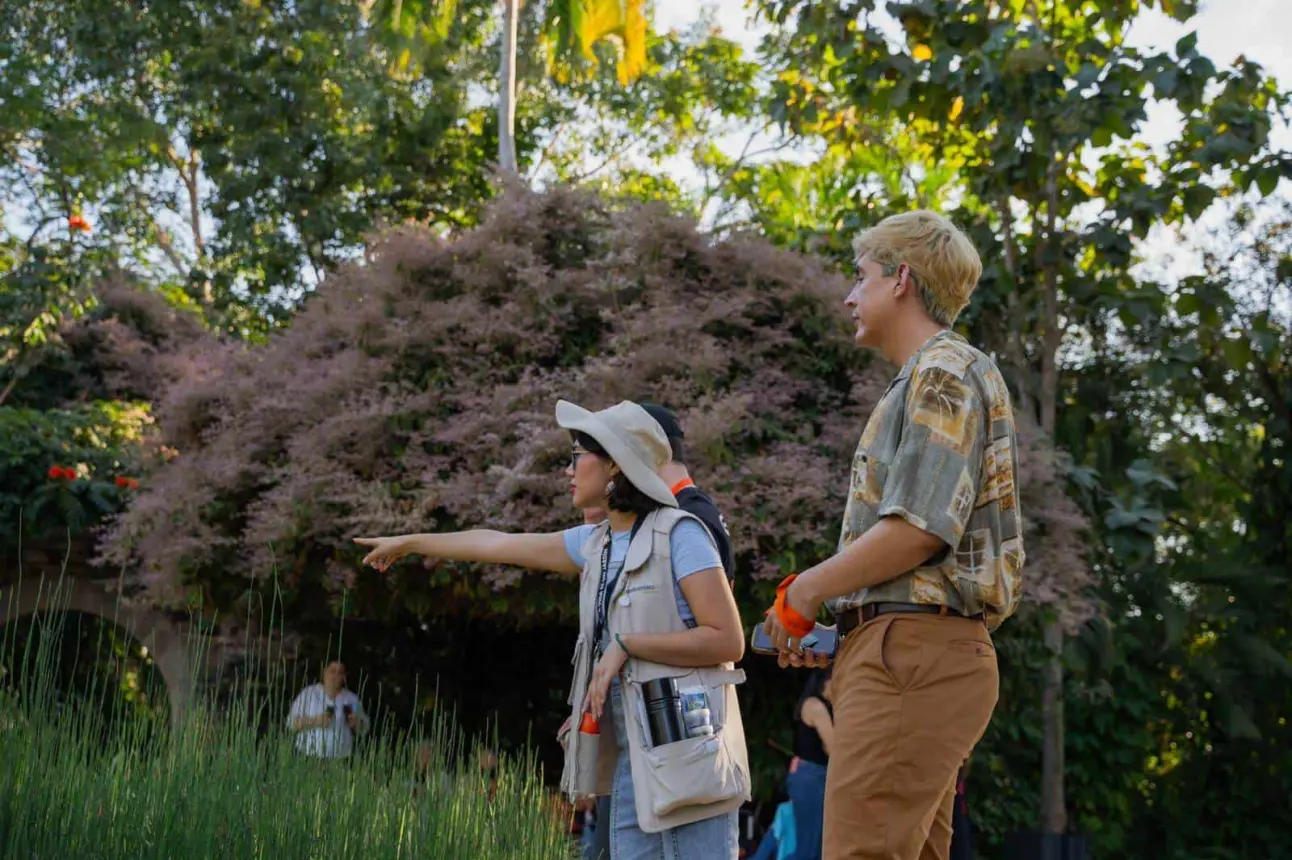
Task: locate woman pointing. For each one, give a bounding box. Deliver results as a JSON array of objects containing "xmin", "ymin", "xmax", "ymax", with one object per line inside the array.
[{"xmin": 356, "ymin": 400, "xmax": 750, "ymax": 859}]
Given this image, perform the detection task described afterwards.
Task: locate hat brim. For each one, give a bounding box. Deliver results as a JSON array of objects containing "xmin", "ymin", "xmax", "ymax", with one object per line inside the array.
[{"xmin": 556, "ymin": 400, "xmax": 678, "ymax": 509}]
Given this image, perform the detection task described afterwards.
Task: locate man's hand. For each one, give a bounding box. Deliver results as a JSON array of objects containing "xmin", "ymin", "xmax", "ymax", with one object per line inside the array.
[
  {"xmin": 301, "ymin": 713, "xmax": 328, "ymax": 729},
  {"xmin": 346, "ymin": 712, "xmax": 358, "ymax": 730},
  {"xmin": 762, "ymin": 574, "xmax": 832, "ymax": 669}
]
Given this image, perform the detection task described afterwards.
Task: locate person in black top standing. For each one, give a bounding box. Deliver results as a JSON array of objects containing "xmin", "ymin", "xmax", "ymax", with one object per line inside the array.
[
  {"xmin": 752, "ymin": 668, "xmax": 833, "ymax": 860},
  {"xmin": 639, "ymin": 403, "xmax": 735, "ymax": 586}
]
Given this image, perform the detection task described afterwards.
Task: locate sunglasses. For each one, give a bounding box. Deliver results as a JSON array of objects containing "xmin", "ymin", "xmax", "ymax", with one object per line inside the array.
[{"xmin": 570, "ymin": 446, "xmax": 592, "ymax": 470}]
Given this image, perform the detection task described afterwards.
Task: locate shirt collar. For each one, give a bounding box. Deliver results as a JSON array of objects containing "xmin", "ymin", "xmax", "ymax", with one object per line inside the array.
[{"xmin": 894, "ymin": 329, "xmax": 956, "ymax": 381}]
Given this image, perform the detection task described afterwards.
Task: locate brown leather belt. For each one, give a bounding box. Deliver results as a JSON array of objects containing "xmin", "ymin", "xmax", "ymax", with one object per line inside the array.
[{"xmin": 836, "ymin": 602, "xmax": 984, "ymax": 637}]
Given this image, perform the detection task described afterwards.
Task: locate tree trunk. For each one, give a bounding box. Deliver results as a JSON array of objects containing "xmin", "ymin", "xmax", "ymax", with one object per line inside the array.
[
  {"xmin": 1041, "ymin": 615, "xmax": 1067, "ymax": 834},
  {"xmin": 497, "ymin": 0, "xmax": 519, "ymax": 173},
  {"xmin": 1038, "ymin": 159, "xmax": 1066, "ymax": 837},
  {"xmin": 996, "ymin": 196, "xmax": 1035, "ymax": 420}
]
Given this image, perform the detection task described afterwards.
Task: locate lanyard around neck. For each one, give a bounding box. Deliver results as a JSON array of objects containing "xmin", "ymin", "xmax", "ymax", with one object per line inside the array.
[{"xmin": 593, "ymin": 518, "xmax": 645, "ymax": 649}]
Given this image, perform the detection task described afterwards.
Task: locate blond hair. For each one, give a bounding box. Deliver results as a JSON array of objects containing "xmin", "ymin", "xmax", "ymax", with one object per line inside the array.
[{"xmin": 851, "ymin": 210, "xmax": 982, "ymax": 325}]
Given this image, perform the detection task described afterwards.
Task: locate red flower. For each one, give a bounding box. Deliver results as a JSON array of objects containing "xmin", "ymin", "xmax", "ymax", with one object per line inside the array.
[
  {"xmin": 48, "ymin": 466, "xmax": 73, "ymax": 480},
  {"xmin": 115, "ymin": 476, "xmax": 140, "ymax": 490},
  {"xmin": 68, "ymin": 213, "xmax": 91, "ymax": 232}
]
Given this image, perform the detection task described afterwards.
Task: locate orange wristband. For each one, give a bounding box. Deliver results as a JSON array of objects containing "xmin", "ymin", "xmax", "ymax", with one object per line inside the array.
[{"xmin": 772, "ymin": 574, "xmax": 816, "ymax": 638}]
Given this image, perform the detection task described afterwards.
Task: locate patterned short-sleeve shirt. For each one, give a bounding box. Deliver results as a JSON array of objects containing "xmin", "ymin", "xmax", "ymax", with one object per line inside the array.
[{"xmin": 827, "ymin": 331, "xmax": 1025, "ymax": 631}]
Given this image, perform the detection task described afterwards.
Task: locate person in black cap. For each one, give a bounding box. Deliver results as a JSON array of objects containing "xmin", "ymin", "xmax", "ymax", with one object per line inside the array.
[{"xmin": 639, "ymin": 402, "xmax": 735, "ymax": 587}]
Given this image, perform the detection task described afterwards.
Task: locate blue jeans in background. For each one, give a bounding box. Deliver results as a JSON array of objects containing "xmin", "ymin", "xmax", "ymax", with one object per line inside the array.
[
  {"xmin": 751, "ymin": 758, "xmax": 828, "ymax": 860},
  {"xmin": 785, "ymin": 759, "xmax": 827, "ymax": 860}
]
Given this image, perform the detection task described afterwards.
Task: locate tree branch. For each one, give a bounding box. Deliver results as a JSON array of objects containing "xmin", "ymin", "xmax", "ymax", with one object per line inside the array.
[
  {"xmin": 152, "ymin": 222, "xmax": 191, "ymax": 277},
  {"xmin": 526, "ymin": 119, "xmax": 572, "ymax": 182},
  {"xmin": 25, "ymin": 217, "xmax": 57, "ymax": 251},
  {"xmin": 165, "ymin": 144, "xmax": 205, "ymax": 262},
  {"xmin": 698, "ymin": 122, "xmax": 794, "ymax": 218},
  {"xmin": 0, "ymin": 373, "xmax": 20, "ymax": 408},
  {"xmin": 569, "ymin": 136, "xmax": 640, "ymax": 183}
]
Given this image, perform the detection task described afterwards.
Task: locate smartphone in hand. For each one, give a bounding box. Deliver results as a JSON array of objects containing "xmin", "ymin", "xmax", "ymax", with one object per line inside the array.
[{"xmin": 750, "ymin": 622, "xmax": 838, "ymax": 659}]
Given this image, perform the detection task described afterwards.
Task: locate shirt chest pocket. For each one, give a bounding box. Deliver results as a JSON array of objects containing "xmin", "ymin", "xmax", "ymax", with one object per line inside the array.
[
  {"xmin": 611, "ymin": 573, "xmax": 674, "ymax": 630},
  {"xmin": 852, "ymin": 448, "xmax": 890, "ymax": 506}
]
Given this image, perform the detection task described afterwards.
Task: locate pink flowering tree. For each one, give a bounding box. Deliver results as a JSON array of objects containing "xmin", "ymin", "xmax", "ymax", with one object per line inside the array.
[{"xmin": 99, "ymin": 186, "xmax": 1088, "ymax": 641}]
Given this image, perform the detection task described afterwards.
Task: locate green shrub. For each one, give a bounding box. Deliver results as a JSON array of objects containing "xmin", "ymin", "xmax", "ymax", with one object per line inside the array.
[
  {"xmin": 0, "ymin": 402, "xmax": 151, "ymax": 555},
  {"xmin": 0, "ymin": 590, "xmax": 575, "ymax": 860}
]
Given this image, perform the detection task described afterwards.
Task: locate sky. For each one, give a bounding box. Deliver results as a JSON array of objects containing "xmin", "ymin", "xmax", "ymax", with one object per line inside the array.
[
  {"xmin": 654, "ymin": 0, "xmax": 1292, "ymax": 113},
  {"xmin": 7, "ymin": 1, "xmax": 1288, "ymax": 286},
  {"xmin": 650, "ymin": 0, "xmax": 1292, "ymax": 280}
]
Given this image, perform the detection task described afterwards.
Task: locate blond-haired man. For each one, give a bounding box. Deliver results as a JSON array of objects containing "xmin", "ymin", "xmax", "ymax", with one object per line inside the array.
[{"xmin": 763, "ymin": 210, "xmax": 1025, "ymax": 860}]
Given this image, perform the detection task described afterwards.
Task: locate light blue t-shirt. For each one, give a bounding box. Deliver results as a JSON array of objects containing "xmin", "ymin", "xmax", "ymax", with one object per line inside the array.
[{"xmin": 562, "ymin": 518, "xmax": 722, "ymax": 628}]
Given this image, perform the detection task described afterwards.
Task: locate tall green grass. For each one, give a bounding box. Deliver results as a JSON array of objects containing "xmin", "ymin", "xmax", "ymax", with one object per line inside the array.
[{"xmin": 0, "ymin": 576, "xmax": 575, "ymax": 860}]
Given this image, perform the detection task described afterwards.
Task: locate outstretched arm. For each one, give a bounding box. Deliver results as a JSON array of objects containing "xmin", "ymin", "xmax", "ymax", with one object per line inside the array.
[{"xmin": 354, "ymin": 530, "xmax": 581, "ymax": 576}]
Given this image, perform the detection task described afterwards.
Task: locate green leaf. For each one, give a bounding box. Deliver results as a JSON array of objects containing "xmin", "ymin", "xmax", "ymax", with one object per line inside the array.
[
  {"xmin": 1222, "ymin": 338, "xmax": 1254, "ymax": 369},
  {"xmin": 1175, "ymin": 31, "xmax": 1199, "ymax": 57},
  {"xmin": 1182, "ymin": 185, "xmax": 1217, "ymax": 220},
  {"xmin": 1154, "ymin": 67, "xmax": 1178, "ymax": 97},
  {"xmin": 1127, "ymin": 460, "xmax": 1178, "ymax": 490},
  {"xmin": 1255, "ymin": 169, "xmax": 1280, "ymax": 197},
  {"xmin": 1075, "ymin": 62, "xmax": 1101, "ymax": 89}
]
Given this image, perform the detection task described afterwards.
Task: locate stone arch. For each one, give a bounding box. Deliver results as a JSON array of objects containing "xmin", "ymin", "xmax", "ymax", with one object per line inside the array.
[{"xmin": 0, "ymin": 576, "xmax": 195, "ymax": 728}]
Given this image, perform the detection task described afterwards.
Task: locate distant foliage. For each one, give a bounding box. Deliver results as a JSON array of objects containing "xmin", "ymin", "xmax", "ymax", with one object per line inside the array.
[
  {"xmin": 100, "ymin": 187, "xmax": 1089, "ymax": 630},
  {"xmin": 1, "ymin": 282, "xmax": 210, "ymax": 565}
]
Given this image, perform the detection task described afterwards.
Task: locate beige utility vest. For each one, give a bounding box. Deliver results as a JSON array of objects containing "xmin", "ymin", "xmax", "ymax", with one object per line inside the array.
[{"xmin": 560, "ymin": 507, "xmax": 751, "ymax": 834}]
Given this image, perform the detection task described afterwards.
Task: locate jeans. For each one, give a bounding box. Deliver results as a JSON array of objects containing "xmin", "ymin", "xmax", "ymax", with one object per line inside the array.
[
  {"xmin": 785, "ymin": 759, "xmax": 827, "ymax": 860},
  {"xmin": 583, "ymin": 795, "xmax": 611, "ymax": 860},
  {"xmin": 751, "ymin": 759, "xmax": 827, "ymax": 860},
  {"xmin": 609, "ymin": 680, "xmax": 739, "ymax": 860},
  {"xmin": 950, "ymin": 794, "xmax": 973, "ymax": 860}
]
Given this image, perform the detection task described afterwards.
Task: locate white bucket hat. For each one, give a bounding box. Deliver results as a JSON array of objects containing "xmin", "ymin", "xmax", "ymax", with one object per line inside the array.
[{"xmin": 555, "ymin": 399, "xmax": 678, "ymax": 509}]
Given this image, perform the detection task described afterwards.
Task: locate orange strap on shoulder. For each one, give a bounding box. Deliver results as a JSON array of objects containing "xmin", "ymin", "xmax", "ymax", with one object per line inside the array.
[{"xmin": 772, "ymin": 574, "xmax": 816, "ymax": 638}]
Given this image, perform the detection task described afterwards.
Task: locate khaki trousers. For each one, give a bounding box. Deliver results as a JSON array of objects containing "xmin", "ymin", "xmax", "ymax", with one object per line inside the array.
[{"xmin": 823, "ymin": 613, "xmax": 998, "ymax": 860}]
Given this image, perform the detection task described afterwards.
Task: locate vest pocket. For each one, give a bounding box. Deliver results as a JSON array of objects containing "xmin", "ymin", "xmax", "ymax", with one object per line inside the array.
[
  {"xmin": 573, "ymin": 725, "xmax": 600, "ymax": 797},
  {"xmin": 625, "ymin": 675, "xmax": 747, "ymax": 819},
  {"xmin": 640, "ymin": 730, "xmax": 743, "ymax": 817},
  {"xmin": 567, "ymin": 633, "xmax": 588, "ymax": 706}
]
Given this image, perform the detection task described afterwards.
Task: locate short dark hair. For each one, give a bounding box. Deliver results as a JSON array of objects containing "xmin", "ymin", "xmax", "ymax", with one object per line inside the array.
[
  {"xmin": 572, "ymin": 431, "xmax": 663, "ymax": 516},
  {"xmin": 639, "ymin": 402, "xmax": 686, "ymax": 465}
]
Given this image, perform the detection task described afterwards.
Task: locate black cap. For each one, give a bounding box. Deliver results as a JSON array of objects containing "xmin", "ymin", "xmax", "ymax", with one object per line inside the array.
[{"xmin": 639, "ymin": 402, "xmax": 684, "ymax": 442}]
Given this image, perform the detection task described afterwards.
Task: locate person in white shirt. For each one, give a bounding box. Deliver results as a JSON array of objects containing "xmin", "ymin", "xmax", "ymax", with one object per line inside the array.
[{"xmin": 287, "ymin": 660, "xmax": 369, "ymax": 758}]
